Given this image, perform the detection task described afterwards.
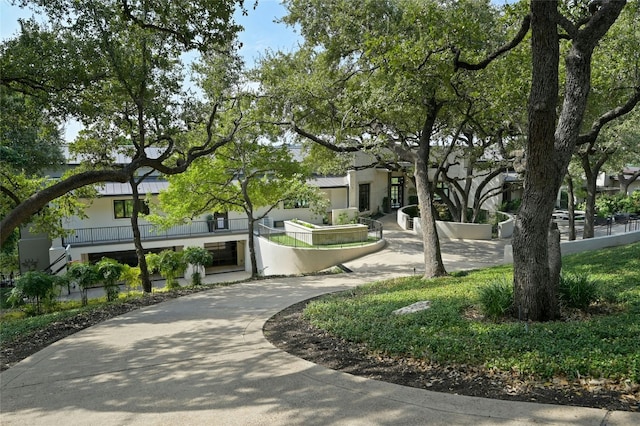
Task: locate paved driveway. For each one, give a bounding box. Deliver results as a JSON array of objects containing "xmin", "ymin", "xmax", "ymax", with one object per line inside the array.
[{"xmin": 1, "ymin": 218, "xmax": 638, "ymax": 425}]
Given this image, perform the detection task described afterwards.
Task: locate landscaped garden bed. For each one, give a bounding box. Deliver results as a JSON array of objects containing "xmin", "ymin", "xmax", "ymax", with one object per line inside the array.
[{"xmin": 284, "ymin": 219, "xmax": 369, "ymax": 245}]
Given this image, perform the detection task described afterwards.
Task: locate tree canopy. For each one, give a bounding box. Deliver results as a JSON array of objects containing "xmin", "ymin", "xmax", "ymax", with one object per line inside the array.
[
  {"xmin": 258, "ymin": 0, "xmax": 523, "ymax": 277},
  {"xmin": 0, "ymin": 0, "xmax": 250, "ymax": 245}
]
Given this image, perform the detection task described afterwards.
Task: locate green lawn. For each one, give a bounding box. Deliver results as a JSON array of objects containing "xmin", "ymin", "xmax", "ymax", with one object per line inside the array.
[{"xmin": 303, "ymin": 242, "xmax": 640, "ymax": 383}]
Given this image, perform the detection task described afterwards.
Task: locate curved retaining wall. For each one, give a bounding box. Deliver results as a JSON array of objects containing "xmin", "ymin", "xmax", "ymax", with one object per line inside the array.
[
  {"xmin": 436, "ymin": 220, "xmax": 492, "ymax": 240},
  {"xmin": 412, "ymin": 216, "xmax": 492, "ymax": 240},
  {"xmin": 255, "ymin": 237, "xmax": 386, "ymax": 276},
  {"xmin": 397, "ymin": 206, "xmax": 414, "ymax": 230},
  {"xmin": 497, "ymin": 212, "xmax": 515, "ymax": 239},
  {"xmin": 503, "ymin": 230, "xmax": 640, "ymax": 263},
  {"xmin": 400, "ymin": 206, "xmax": 493, "ymax": 240}
]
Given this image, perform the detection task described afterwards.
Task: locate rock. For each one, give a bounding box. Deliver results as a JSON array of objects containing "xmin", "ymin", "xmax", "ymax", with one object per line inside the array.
[{"xmin": 393, "ymin": 300, "xmax": 431, "ymax": 315}]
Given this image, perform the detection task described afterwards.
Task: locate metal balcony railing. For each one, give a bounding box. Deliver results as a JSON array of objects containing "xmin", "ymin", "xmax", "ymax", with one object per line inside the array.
[{"xmin": 62, "ymin": 218, "xmax": 249, "ymax": 245}]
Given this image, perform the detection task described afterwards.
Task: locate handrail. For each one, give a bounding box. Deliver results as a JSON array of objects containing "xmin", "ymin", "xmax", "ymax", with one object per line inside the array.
[
  {"xmin": 62, "ymin": 218, "xmax": 249, "ymax": 245},
  {"xmin": 43, "ymin": 252, "xmax": 67, "ymax": 273}
]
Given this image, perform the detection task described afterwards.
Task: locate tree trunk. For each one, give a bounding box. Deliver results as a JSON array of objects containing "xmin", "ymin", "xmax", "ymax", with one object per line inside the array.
[
  {"xmin": 618, "ymin": 171, "xmax": 640, "ymax": 195},
  {"xmin": 248, "ymin": 218, "xmax": 259, "ymax": 277},
  {"xmin": 241, "ymin": 181, "xmax": 259, "ymax": 278},
  {"xmin": 512, "ymin": 0, "xmax": 561, "ymax": 322},
  {"xmin": 513, "ymin": 0, "xmax": 624, "ymax": 321},
  {"xmin": 548, "ymin": 221, "xmax": 561, "ymax": 314},
  {"xmin": 582, "ymin": 156, "xmax": 597, "ymax": 239},
  {"xmin": 567, "ymin": 175, "xmax": 576, "ymax": 241},
  {"xmin": 130, "ymin": 178, "xmax": 152, "ymax": 293},
  {"xmin": 415, "ymin": 151, "xmax": 447, "ymax": 278}
]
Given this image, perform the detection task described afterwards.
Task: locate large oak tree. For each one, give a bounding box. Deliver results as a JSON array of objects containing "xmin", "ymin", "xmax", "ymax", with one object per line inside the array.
[
  {"xmin": 0, "ymin": 0, "xmax": 249, "ymax": 255},
  {"xmin": 259, "ymin": 0, "xmax": 517, "ymax": 278},
  {"xmin": 514, "ymin": 0, "xmax": 635, "ymax": 320}
]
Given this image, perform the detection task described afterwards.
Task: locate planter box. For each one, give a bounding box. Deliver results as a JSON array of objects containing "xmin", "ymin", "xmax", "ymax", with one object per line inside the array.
[
  {"xmin": 412, "ymin": 215, "xmax": 492, "ymax": 240},
  {"xmin": 436, "ymin": 220, "xmax": 492, "ymax": 240},
  {"xmin": 284, "ymin": 220, "xmax": 368, "ymax": 245}
]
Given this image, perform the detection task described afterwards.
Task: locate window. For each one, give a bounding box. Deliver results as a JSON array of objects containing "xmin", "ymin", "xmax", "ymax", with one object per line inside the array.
[
  {"xmin": 359, "ymin": 183, "xmax": 370, "ymax": 212},
  {"xmin": 113, "ymin": 199, "xmax": 149, "ymax": 219},
  {"xmin": 205, "ymin": 241, "xmax": 237, "ymax": 267},
  {"xmin": 433, "ymin": 183, "xmax": 449, "ymax": 201},
  {"xmin": 284, "ymin": 198, "xmax": 310, "ymax": 209}
]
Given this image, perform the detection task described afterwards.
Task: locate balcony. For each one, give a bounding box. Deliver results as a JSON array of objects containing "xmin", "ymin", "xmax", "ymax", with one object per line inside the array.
[{"xmin": 62, "ymin": 218, "xmax": 249, "ymax": 246}]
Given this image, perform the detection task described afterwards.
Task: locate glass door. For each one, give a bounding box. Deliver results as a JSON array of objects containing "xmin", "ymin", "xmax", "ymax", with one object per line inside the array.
[{"xmin": 390, "ymin": 177, "xmax": 404, "ymax": 209}]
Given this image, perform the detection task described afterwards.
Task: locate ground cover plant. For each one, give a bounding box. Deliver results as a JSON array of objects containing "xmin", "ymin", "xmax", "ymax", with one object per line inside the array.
[{"xmin": 303, "ymin": 243, "xmax": 640, "ymax": 392}]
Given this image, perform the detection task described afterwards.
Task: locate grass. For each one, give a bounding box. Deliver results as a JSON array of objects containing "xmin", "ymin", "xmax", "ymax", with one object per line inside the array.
[{"xmin": 303, "ymin": 242, "xmax": 640, "ymax": 383}]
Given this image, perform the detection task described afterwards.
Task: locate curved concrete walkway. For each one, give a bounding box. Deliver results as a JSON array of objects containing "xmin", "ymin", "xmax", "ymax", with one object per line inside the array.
[{"xmin": 1, "ymin": 215, "xmax": 638, "ymax": 425}]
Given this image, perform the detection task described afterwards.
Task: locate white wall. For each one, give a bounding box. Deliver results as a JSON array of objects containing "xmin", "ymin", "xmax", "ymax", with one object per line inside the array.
[
  {"xmin": 62, "ymin": 197, "xmax": 156, "ymax": 229},
  {"xmin": 255, "ymin": 236, "xmax": 385, "ymax": 276},
  {"xmin": 53, "ymin": 233, "xmax": 251, "ymax": 271},
  {"xmin": 503, "ymin": 231, "xmax": 640, "ymax": 262},
  {"xmin": 348, "ymin": 168, "xmax": 389, "ymax": 214}
]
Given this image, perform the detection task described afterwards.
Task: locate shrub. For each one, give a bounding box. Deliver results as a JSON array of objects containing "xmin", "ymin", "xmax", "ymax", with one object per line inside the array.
[
  {"xmin": 595, "ymin": 193, "xmax": 640, "ymax": 217},
  {"xmin": 120, "ymin": 264, "xmax": 141, "ymax": 292},
  {"xmin": 478, "ymin": 276, "xmax": 513, "ymax": 320},
  {"xmin": 336, "ymin": 211, "xmax": 358, "ymax": 225},
  {"xmin": 500, "ymin": 199, "xmax": 521, "ymax": 213},
  {"xmin": 8, "ymin": 271, "xmax": 61, "ymax": 315},
  {"xmin": 66, "ymin": 262, "xmax": 101, "ymax": 306},
  {"xmin": 558, "ymin": 271, "xmax": 599, "ymax": 309},
  {"xmin": 96, "ymin": 258, "xmax": 125, "ymax": 302},
  {"xmin": 182, "ymin": 247, "xmax": 212, "ymax": 286},
  {"xmin": 433, "ymin": 202, "xmax": 452, "ymax": 221},
  {"xmin": 146, "ymin": 250, "xmax": 187, "ymax": 290}
]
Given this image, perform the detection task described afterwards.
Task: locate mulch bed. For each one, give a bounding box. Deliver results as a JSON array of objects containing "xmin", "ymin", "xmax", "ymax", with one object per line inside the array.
[{"xmin": 263, "ymin": 298, "xmax": 639, "ymax": 412}]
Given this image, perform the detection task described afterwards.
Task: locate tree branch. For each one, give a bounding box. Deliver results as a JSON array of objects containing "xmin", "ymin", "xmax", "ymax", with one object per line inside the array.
[
  {"xmin": 453, "ymin": 15, "xmax": 531, "ymax": 71},
  {"xmin": 291, "ymin": 122, "xmax": 362, "ymax": 153},
  {"xmin": 1, "ymin": 169, "xmax": 133, "ymax": 245},
  {"xmin": 577, "ymin": 86, "xmax": 640, "ymax": 146},
  {"xmin": 0, "ymin": 185, "xmax": 22, "ymax": 207}
]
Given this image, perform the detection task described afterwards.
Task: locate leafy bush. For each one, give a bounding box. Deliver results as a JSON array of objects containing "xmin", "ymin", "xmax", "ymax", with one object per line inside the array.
[
  {"xmin": 66, "ymin": 262, "xmax": 101, "ymax": 306},
  {"xmin": 478, "ymin": 275, "xmax": 513, "ymax": 320},
  {"xmin": 146, "ymin": 250, "xmax": 187, "ymax": 290},
  {"xmin": 182, "ymin": 247, "xmax": 212, "ymax": 286},
  {"xmin": 595, "ymin": 192, "xmax": 640, "ymax": 217},
  {"xmin": 120, "ymin": 265, "xmax": 141, "ymax": 292},
  {"xmin": 96, "ymin": 258, "xmax": 125, "ymax": 302},
  {"xmin": 336, "ymin": 211, "xmax": 358, "ymax": 225},
  {"xmin": 432, "ymin": 202, "xmax": 452, "ymax": 221},
  {"xmin": 499, "ymin": 199, "xmax": 521, "ymax": 213},
  {"xmin": 558, "ymin": 271, "xmax": 599, "ymax": 309},
  {"xmin": 8, "ymin": 271, "xmax": 61, "ymax": 315}
]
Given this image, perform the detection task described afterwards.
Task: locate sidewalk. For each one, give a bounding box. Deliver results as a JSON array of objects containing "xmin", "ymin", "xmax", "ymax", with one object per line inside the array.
[{"xmin": 1, "ymin": 214, "xmax": 638, "ymax": 425}]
